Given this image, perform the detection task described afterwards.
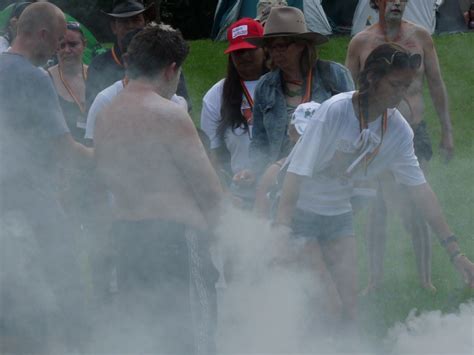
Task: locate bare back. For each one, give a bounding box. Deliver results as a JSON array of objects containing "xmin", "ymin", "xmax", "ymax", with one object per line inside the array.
[
  {"xmin": 95, "ymin": 84, "xmax": 222, "ymax": 230},
  {"xmin": 346, "ymin": 21, "xmax": 435, "ymax": 125}
]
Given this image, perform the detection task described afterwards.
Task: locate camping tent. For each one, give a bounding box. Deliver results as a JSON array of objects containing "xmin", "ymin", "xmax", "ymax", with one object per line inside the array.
[
  {"xmin": 351, "ymin": 0, "xmax": 468, "ymax": 36},
  {"xmin": 212, "ymin": 0, "xmax": 332, "ymax": 40},
  {"xmin": 0, "ymin": 3, "xmax": 104, "ymax": 64},
  {"xmin": 352, "ymin": 0, "xmax": 440, "ymax": 35},
  {"xmin": 436, "ymin": 0, "xmax": 468, "ymax": 33},
  {"xmin": 212, "ymin": 0, "xmax": 470, "ymax": 40}
]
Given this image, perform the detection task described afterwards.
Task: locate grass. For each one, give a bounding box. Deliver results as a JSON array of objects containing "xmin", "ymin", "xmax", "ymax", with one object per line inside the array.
[{"xmin": 184, "ymin": 32, "xmax": 474, "ymax": 338}]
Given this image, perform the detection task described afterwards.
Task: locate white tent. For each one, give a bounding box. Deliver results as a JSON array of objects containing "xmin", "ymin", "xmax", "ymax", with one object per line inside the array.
[
  {"xmin": 212, "ymin": 0, "xmax": 332, "ymax": 40},
  {"xmin": 302, "ymin": 0, "xmax": 332, "ymax": 36},
  {"xmin": 351, "ymin": 0, "xmax": 442, "ymax": 35},
  {"xmin": 213, "ymin": 0, "xmax": 467, "ymax": 40}
]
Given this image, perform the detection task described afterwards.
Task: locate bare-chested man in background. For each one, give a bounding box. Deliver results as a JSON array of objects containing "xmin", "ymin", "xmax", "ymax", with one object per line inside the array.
[
  {"xmin": 346, "ymin": 0, "xmax": 454, "ymax": 292},
  {"xmin": 94, "ymin": 25, "xmax": 222, "ymax": 354}
]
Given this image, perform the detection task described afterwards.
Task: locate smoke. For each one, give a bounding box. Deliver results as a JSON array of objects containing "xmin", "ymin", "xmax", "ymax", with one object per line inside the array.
[
  {"xmin": 0, "ymin": 196, "xmax": 473, "ymax": 354},
  {"xmin": 387, "ymin": 301, "xmax": 474, "ymax": 355},
  {"xmin": 208, "ymin": 205, "xmax": 474, "ymax": 355},
  {"xmin": 212, "ymin": 205, "xmax": 373, "ymax": 354}
]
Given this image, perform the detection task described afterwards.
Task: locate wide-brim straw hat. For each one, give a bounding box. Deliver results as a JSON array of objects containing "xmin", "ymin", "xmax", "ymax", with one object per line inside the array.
[
  {"xmin": 247, "ymin": 6, "xmax": 328, "ymax": 46},
  {"xmin": 102, "ymin": 0, "xmax": 154, "ymax": 18}
]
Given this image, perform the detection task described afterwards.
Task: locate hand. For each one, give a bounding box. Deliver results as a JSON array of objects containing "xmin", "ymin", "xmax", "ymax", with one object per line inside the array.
[
  {"xmin": 452, "ymin": 254, "xmax": 474, "ymax": 288},
  {"xmin": 232, "ymin": 169, "xmax": 256, "ymax": 187},
  {"xmin": 439, "ymin": 131, "xmax": 454, "ymax": 163},
  {"xmin": 267, "ymin": 224, "xmax": 296, "ymax": 266}
]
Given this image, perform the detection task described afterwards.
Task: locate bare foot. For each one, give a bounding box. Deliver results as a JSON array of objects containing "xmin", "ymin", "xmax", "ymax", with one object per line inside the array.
[{"xmin": 421, "ymin": 282, "xmax": 437, "ymax": 293}]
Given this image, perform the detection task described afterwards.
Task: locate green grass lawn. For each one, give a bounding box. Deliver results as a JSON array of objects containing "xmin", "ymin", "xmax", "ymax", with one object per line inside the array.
[{"xmin": 184, "ymin": 32, "xmax": 474, "ymax": 339}]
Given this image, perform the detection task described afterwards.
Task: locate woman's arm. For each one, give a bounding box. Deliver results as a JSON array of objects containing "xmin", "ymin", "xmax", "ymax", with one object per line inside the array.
[
  {"xmin": 408, "ymin": 182, "xmax": 474, "ymax": 286},
  {"xmin": 275, "ymin": 172, "xmax": 303, "ymax": 227}
]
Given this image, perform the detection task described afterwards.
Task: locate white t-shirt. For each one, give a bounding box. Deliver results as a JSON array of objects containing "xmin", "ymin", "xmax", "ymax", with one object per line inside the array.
[
  {"xmin": 0, "ymin": 36, "xmax": 9, "ymax": 53},
  {"xmin": 200, "ymin": 78, "xmax": 258, "ymax": 174},
  {"xmin": 85, "ymin": 80, "xmax": 188, "ymax": 140},
  {"xmin": 288, "ymin": 92, "xmax": 426, "ymax": 216}
]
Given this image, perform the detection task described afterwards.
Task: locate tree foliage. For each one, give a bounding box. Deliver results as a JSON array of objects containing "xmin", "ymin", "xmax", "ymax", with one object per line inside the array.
[{"xmin": 1, "ymin": 0, "xmax": 218, "ymax": 40}]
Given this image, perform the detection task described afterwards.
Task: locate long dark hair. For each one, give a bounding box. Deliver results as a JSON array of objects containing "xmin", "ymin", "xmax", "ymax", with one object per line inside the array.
[{"xmin": 217, "ymin": 55, "xmax": 267, "ymax": 139}]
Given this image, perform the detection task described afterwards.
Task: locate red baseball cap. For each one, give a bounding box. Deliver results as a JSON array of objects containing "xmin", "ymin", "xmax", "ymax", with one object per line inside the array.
[{"xmin": 224, "ymin": 18, "xmax": 264, "ymax": 54}]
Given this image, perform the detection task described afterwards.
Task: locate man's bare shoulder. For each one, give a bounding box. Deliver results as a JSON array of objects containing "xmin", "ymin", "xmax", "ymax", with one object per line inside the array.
[
  {"xmin": 351, "ymin": 26, "xmax": 379, "ymax": 44},
  {"xmin": 402, "ymin": 20, "xmax": 432, "ymax": 42}
]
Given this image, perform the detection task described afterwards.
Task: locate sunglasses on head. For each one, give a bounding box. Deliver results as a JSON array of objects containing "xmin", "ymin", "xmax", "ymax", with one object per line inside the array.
[
  {"xmin": 67, "ymin": 21, "xmax": 81, "ymax": 30},
  {"xmin": 380, "ymin": 51, "xmax": 422, "ymax": 70}
]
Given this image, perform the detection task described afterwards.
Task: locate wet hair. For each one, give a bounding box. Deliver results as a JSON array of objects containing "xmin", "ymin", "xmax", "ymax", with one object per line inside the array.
[
  {"xmin": 370, "ymin": 0, "xmax": 409, "ymax": 11},
  {"xmin": 126, "ymin": 23, "xmax": 189, "ymax": 79},
  {"xmin": 217, "ymin": 54, "xmax": 268, "ymax": 138},
  {"xmin": 358, "ymin": 43, "xmax": 421, "ymax": 94}
]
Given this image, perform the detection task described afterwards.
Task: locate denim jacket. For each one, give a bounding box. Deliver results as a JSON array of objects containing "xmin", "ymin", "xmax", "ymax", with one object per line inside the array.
[{"xmin": 249, "ymin": 60, "xmax": 355, "ymax": 175}]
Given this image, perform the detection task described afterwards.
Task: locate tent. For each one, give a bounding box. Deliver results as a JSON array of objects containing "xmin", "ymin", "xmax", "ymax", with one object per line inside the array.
[
  {"xmin": 212, "ymin": 0, "xmax": 470, "ymax": 41},
  {"xmin": 0, "ymin": 3, "xmax": 104, "ymax": 64},
  {"xmin": 436, "ymin": 0, "xmax": 468, "ymax": 33},
  {"xmin": 351, "ymin": 0, "xmax": 468, "ymax": 36},
  {"xmin": 212, "ymin": 0, "xmax": 332, "ymax": 40}
]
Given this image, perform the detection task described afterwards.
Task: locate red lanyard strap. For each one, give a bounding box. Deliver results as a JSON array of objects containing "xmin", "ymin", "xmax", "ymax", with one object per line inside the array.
[
  {"xmin": 302, "ymin": 67, "xmax": 312, "ymax": 104},
  {"xmin": 58, "ymin": 64, "xmax": 87, "ymax": 114},
  {"xmin": 240, "ymin": 79, "xmax": 254, "ymax": 110},
  {"xmin": 358, "ymin": 93, "xmax": 388, "ymax": 173},
  {"xmin": 111, "ymin": 45, "xmax": 124, "ymax": 68}
]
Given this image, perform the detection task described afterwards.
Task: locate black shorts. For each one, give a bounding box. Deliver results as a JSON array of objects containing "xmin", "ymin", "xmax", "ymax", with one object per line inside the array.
[
  {"xmin": 105, "ymin": 219, "xmax": 217, "ymax": 354},
  {"xmin": 412, "ymin": 120, "xmax": 433, "ymax": 162}
]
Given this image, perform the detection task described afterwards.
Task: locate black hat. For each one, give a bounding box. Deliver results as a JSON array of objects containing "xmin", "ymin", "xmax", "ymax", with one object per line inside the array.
[
  {"xmin": 10, "ymin": 2, "xmax": 32, "ymax": 19},
  {"xmin": 103, "ymin": 0, "xmax": 154, "ymax": 18}
]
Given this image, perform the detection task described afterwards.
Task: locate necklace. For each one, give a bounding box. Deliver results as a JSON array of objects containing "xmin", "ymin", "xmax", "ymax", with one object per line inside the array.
[
  {"xmin": 58, "ymin": 63, "xmax": 87, "ymax": 114},
  {"xmin": 357, "ymin": 92, "xmax": 388, "ymax": 173},
  {"xmin": 284, "ymin": 84, "xmax": 304, "ymax": 97},
  {"xmin": 283, "ymin": 67, "xmax": 313, "ymax": 103}
]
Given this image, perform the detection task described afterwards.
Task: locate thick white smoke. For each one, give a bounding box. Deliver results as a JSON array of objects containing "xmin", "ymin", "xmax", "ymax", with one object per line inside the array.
[
  {"xmin": 212, "ymin": 204, "xmax": 473, "ymax": 355},
  {"xmin": 387, "ymin": 301, "xmax": 474, "ymax": 355}
]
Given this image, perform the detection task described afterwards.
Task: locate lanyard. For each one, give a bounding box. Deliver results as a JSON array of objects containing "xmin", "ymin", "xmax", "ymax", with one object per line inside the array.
[
  {"xmin": 358, "ymin": 94, "xmax": 388, "ymax": 173},
  {"xmin": 240, "ymin": 79, "xmax": 254, "ymax": 110},
  {"xmin": 58, "ymin": 64, "xmax": 87, "ymax": 114},
  {"xmin": 302, "ymin": 67, "xmax": 312, "ymax": 103},
  {"xmin": 239, "ymin": 79, "xmax": 255, "ymax": 125},
  {"xmin": 111, "ymin": 45, "xmax": 124, "ymax": 67},
  {"xmin": 283, "ymin": 67, "xmax": 313, "ymax": 104}
]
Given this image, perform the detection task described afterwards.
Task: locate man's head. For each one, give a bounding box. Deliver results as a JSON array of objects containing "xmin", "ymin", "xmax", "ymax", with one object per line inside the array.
[
  {"xmin": 370, "ymin": 0, "xmax": 407, "ymax": 22},
  {"xmin": 105, "ymin": 1, "xmax": 153, "ymax": 50},
  {"xmin": 15, "ymin": 2, "xmax": 66, "ymax": 66},
  {"xmin": 126, "ymin": 24, "xmax": 189, "ymax": 94}
]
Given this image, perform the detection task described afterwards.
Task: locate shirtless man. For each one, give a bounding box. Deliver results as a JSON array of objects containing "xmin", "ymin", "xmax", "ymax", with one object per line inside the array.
[
  {"xmin": 345, "ymin": 0, "xmax": 454, "ymax": 291},
  {"xmin": 94, "ymin": 24, "xmax": 222, "ymax": 354}
]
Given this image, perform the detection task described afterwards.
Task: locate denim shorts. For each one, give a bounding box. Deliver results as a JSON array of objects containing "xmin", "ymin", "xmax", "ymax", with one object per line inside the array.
[{"xmin": 291, "ymin": 210, "xmax": 355, "ymax": 242}]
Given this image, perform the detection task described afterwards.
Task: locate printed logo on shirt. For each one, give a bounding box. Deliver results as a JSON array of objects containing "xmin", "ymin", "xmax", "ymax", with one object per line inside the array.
[
  {"xmin": 232, "ymin": 25, "xmax": 248, "ymax": 39},
  {"xmin": 241, "ymin": 97, "xmax": 253, "ymax": 125}
]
